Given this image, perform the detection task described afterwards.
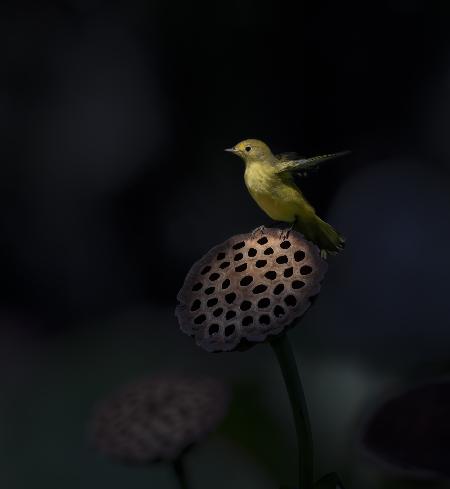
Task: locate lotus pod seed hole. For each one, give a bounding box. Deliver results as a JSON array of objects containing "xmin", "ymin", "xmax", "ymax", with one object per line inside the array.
[
  {"xmin": 276, "ymin": 255, "xmax": 288, "ymax": 264},
  {"xmin": 194, "ymin": 314, "xmax": 207, "ymax": 324},
  {"xmin": 259, "ymin": 315, "xmax": 271, "ymax": 325},
  {"xmin": 256, "ymin": 260, "xmax": 267, "ymax": 268},
  {"xmin": 280, "ymin": 241, "xmax": 291, "ymax": 249},
  {"xmin": 284, "ymin": 295, "xmax": 297, "ymax": 307},
  {"xmin": 207, "ymin": 298, "xmax": 218, "ymax": 307},
  {"xmin": 235, "ymin": 263, "xmax": 247, "ymax": 272},
  {"xmin": 240, "ymin": 276, "xmax": 253, "ymax": 286},
  {"xmin": 192, "ymin": 282, "xmax": 203, "ymax": 291},
  {"xmin": 234, "ymin": 253, "xmax": 243, "ymax": 261},
  {"xmin": 253, "ymin": 284, "xmax": 268, "ymax": 294},
  {"xmin": 240, "ymin": 300, "xmax": 252, "ymax": 311},
  {"xmin": 225, "ymin": 292, "xmax": 237, "ymax": 304},
  {"xmin": 274, "ymin": 284, "xmax": 284, "ymax": 295},
  {"xmin": 219, "ymin": 261, "xmax": 230, "ymax": 269},
  {"xmin": 225, "ymin": 310, "xmax": 236, "ymax": 320},
  {"xmin": 201, "ymin": 266, "xmax": 211, "ymax": 275},
  {"xmin": 264, "ymin": 247, "xmax": 274, "ymax": 255},
  {"xmin": 159, "ymin": 413, "xmax": 173, "ymax": 425},
  {"xmin": 205, "ymin": 286, "xmax": 215, "ymax": 295},
  {"xmin": 300, "ymin": 265, "xmax": 313, "ymax": 275},
  {"xmin": 224, "ymin": 324, "xmax": 236, "ymax": 337},
  {"xmin": 208, "ymin": 324, "xmax": 219, "ymax": 335},
  {"xmin": 248, "ymin": 248, "xmax": 257, "ymax": 257},
  {"xmin": 178, "ymin": 406, "xmax": 189, "ymax": 417},
  {"xmin": 216, "ymin": 252, "xmax": 226, "ymax": 260},
  {"xmin": 283, "ymin": 267, "xmax": 293, "ymax": 278},
  {"xmin": 242, "ymin": 316, "xmax": 253, "ymax": 326},
  {"xmin": 191, "ymin": 299, "xmax": 201, "ymax": 311},
  {"xmin": 222, "ymin": 279, "xmax": 231, "ymax": 289},
  {"xmin": 232, "ymin": 241, "xmax": 245, "ymax": 250},
  {"xmin": 294, "ymin": 250, "xmax": 305, "ymax": 262},
  {"xmin": 292, "ymin": 280, "xmax": 305, "ymax": 289},
  {"xmin": 213, "ymin": 308, "xmax": 223, "ymax": 317},
  {"xmin": 264, "ymin": 271, "xmax": 277, "ymax": 280},
  {"xmin": 258, "ymin": 297, "xmax": 270, "ymax": 308},
  {"xmin": 257, "ymin": 237, "xmax": 268, "ymax": 245},
  {"xmin": 209, "ymin": 273, "xmax": 220, "ymax": 281},
  {"xmin": 274, "ymin": 305, "xmax": 285, "ymax": 317}
]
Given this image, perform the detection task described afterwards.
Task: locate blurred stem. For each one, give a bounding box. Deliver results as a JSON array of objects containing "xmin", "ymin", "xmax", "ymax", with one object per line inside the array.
[
  {"xmin": 173, "ymin": 457, "xmax": 190, "ymax": 489},
  {"xmin": 270, "ymin": 333, "xmax": 314, "ymax": 489}
]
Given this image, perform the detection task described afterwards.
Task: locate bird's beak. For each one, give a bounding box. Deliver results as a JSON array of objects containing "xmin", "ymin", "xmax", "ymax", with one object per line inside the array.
[{"xmin": 224, "ymin": 147, "xmax": 237, "ymax": 153}]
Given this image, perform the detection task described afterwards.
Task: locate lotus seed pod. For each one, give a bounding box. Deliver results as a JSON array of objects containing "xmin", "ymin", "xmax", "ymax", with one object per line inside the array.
[
  {"xmin": 361, "ymin": 378, "xmax": 450, "ymax": 480},
  {"xmin": 176, "ymin": 228, "xmax": 327, "ymax": 352},
  {"xmin": 90, "ymin": 374, "xmax": 229, "ymax": 464}
]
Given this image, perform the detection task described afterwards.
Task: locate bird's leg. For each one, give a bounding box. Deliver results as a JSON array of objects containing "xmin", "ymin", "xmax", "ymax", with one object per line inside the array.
[
  {"xmin": 279, "ymin": 217, "xmax": 297, "ymax": 241},
  {"xmin": 320, "ymin": 249, "xmax": 328, "ymax": 260},
  {"xmin": 250, "ymin": 225, "xmax": 266, "ymax": 239}
]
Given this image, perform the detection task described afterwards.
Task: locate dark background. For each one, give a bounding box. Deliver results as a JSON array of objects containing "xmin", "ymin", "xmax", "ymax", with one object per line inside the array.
[{"xmin": 1, "ymin": 1, "xmax": 450, "ymax": 488}]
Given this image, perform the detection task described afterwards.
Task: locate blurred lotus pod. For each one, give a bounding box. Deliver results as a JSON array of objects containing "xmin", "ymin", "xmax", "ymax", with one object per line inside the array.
[
  {"xmin": 176, "ymin": 228, "xmax": 327, "ymax": 352},
  {"xmin": 90, "ymin": 374, "xmax": 230, "ymax": 464},
  {"xmin": 361, "ymin": 377, "xmax": 450, "ymax": 480}
]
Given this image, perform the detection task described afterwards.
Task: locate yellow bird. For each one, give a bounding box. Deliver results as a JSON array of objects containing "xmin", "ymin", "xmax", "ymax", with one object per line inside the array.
[{"xmin": 226, "ymin": 139, "xmax": 349, "ymax": 258}]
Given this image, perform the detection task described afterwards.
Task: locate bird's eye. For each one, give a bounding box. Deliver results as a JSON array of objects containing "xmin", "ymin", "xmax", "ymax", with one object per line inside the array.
[{"xmin": 245, "ymin": 146, "xmax": 251, "ymax": 152}]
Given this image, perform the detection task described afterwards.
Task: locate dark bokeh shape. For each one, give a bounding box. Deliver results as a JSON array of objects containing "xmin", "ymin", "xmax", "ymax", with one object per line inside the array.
[
  {"xmin": 362, "ymin": 379, "xmax": 450, "ymax": 479},
  {"xmin": 91, "ymin": 373, "xmax": 230, "ymax": 464},
  {"xmin": 220, "ymin": 382, "xmax": 296, "ymax": 485}
]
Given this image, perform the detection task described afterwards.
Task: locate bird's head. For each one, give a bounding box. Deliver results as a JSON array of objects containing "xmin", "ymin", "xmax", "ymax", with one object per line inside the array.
[{"xmin": 225, "ymin": 139, "xmax": 273, "ymax": 164}]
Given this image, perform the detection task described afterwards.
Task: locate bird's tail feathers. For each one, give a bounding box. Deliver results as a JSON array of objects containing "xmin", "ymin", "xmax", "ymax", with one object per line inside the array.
[{"xmin": 296, "ymin": 216, "xmax": 345, "ymax": 259}]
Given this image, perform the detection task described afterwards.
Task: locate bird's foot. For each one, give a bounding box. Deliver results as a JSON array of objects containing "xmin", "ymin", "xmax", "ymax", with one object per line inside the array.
[
  {"xmin": 250, "ymin": 225, "xmax": 266, "ymax": 239},
  {"xmin": 279, "ymin": 221, "xmax": 296, "ymax": 241},
  {"xmin": 279, "ymin": 228, "xmax": 291, "ymax": 241}
]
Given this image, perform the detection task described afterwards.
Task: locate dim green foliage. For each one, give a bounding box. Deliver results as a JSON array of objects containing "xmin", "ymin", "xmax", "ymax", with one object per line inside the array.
[
  {"xmin": 314, "ymin": 472, "xmax": 345, "ymax": 489},
  {"xmin": 219, "ymin": 382, "xmax": 295, "ymax": 484}
]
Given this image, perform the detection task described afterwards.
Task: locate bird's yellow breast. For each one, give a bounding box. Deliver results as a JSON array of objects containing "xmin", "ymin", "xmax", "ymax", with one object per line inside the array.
[{"xmin": 244, "ymin": 162, "xmax": 308, "ymax": 223}]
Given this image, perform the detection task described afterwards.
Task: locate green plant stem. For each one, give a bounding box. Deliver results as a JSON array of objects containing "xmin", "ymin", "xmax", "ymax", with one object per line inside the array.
[
  {"xmin": 173, "ymin": 457, "xmax": 190, "ymax": 489},
  {"xmin": 270, "ymin": 333, "xmax": 314, "ymax": 489}
]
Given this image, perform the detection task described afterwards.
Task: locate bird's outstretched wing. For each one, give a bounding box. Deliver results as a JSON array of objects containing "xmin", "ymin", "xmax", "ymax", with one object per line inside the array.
[
  {"xmin": 275, "ymin": 150, "xmax": 351, "ymax": 175},
  {"xmin": 275, "ymin": 152, "xmax": 304, "ymax": 162}
]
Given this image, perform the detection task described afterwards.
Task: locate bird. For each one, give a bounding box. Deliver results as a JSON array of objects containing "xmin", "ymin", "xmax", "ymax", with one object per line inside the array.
[{"xmin": 225, "ymin": 139, "xmax": 349, "ymax": 258}]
